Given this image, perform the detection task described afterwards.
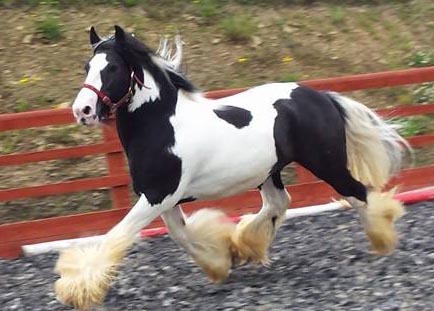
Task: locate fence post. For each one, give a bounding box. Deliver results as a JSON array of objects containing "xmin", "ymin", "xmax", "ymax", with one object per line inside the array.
[{"xmin": 102, "ymin": 120, "xmax": 131, "ymax": 209}]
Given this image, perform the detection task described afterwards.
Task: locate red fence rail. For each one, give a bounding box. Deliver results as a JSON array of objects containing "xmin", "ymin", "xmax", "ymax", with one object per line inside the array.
[{"xmin": 1, "ymin": 66, "xmax": 434, "ymax": 258}]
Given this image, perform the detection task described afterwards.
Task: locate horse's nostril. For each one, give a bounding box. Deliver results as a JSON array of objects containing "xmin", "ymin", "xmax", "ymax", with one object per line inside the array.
[
  {"xmin": 82, "ymin": 106, "xmax": 92, "ymax": 115},
  {"xmin": 80, "ymin": 118, "xmax": 86, "ymax": 125}
]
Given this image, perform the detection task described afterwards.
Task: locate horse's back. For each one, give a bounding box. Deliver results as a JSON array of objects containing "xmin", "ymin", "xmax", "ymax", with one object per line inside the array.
[
  {"xmin": 172, "ymin": 83, "xmax": 349, "ymax": 200},
  {"xmin": 215, "ymin": 82, "xmax": 299, "ymax": 110}
]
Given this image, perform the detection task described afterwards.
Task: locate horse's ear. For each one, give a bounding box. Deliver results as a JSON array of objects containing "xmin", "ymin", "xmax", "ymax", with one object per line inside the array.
[
  {"xmin": 114, "ymin": 25, "xmax": 126, "ymax": 43},
  {"xmin": 89, "ymin": 26, "xmax": 101, "ymax": 46}
]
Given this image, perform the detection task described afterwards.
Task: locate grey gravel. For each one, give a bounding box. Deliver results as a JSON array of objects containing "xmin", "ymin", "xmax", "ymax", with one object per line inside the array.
[{"xmin": 1, "ymin": 201, "xmax": 434, "ymax": 311}]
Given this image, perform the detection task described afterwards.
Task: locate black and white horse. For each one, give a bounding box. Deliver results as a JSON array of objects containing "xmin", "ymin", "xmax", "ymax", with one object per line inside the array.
[{"xmin": 56, "ymin": 25, "xmax": 408, "ymax": 310}]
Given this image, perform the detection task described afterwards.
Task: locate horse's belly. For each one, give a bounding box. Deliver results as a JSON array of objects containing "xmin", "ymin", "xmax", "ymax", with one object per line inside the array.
[
  {"xmin": 187, "ymin": 173, "xmax": 269, "ymax": 200},
  {"xmin": 185, "ymin": 147, "xmax": 277, "ymax": 200}
]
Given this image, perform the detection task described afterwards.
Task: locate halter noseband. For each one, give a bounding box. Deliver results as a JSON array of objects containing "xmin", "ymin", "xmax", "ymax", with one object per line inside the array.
[{"xmin": 82, "ymin": 71, "xmax": 147, "ymax": 114}]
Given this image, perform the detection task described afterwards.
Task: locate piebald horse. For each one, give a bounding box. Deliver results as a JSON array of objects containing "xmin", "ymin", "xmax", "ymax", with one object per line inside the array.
[{"xmin": 55, "ymin": 26, "xmax": 408, "ymax": 310}]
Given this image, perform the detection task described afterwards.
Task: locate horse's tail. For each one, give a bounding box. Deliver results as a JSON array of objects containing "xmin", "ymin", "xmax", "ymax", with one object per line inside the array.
[
  {"xmin": 327, "ymin": 92, "xmax": 410, "ymax": 189},
  {"xmin": 326, "ymin": 92, "xmax": 410, "ymax": 254}
]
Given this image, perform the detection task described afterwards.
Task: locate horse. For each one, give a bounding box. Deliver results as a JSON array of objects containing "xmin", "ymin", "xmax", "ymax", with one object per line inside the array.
[{"xmin": 55, "ymin": 25, "xmax": 409, "ymax": 310}]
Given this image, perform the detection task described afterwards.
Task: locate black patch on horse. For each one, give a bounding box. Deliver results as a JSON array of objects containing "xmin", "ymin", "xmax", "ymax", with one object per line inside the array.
[
  {"xmin": 213, "ymin": 106, "xmax": 252, "ymax": 129},
  {"xmin": 270, "ymin": 85, "xmax": 367, "ymax": 201},
  {"xmin": 117, "ymin": 103, "xmax": 183, "ymax": 205},
  {"xmin": 110, "ymin": 30, "xmax": 187, "ymax": 205}
]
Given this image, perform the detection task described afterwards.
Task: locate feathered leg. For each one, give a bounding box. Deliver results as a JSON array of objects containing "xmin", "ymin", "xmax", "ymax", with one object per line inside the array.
[{"xmin": 231, "ymin": 176, "xmax": 290, "ymax": 265}]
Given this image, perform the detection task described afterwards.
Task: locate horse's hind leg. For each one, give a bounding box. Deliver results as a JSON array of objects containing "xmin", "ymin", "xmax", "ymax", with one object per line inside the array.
[
  {"xmin": 162, "ymin": 206, "xmax": 236, "ymax": 283},
  {"xmin": 232, "ymin": 174, "xmax": 291, "ymax": 265},
  {"xmin": 345, "ymin": 191, "xmax": 404, "ymax": 255},
  {"xmin": 298, "ymin": 148, "xmax": 403, "ymax": 255}
]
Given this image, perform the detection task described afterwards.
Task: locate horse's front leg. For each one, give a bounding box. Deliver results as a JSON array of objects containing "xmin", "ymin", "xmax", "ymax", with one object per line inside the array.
[
  {"xmin": 232, "ymin": 175, "xmax": 291, "ymax": 265},
  {"xmin": 54, "ymin": 193, "xmax": 177, "ymax": 311},
  {"xmin": 162, "ymin": 206, "xmax": 236, "ymax": 283}
]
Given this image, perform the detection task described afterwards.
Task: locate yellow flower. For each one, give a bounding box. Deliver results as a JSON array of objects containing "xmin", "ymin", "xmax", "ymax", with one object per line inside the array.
[
  {"xmin": 282, "ymin": 56, "xmax": 294, "ymax": 64},
  {"xmin": 237, "ymin": 57, "xmax": 248, "ymax": 63},
  {"xmin": 19, "ymin": 77, "xmax": 30, "ymax": 84}
]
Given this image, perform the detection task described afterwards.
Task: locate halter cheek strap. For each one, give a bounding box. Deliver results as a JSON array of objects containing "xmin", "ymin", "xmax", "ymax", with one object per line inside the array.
[{"xmin": 82, "ymin": 71, "xmax": 148, "ymax": 114}]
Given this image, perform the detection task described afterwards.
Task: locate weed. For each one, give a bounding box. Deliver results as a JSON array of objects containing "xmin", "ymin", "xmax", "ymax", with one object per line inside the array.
[
  {"xmin": 330, "ymin": 6, "xmax": 345, "ymax": 25},
  {"xmin": 45, "ymin": 126, "xmax": 81, "ymax": 146},
  {"xmin": 35, "ymin": 95, "xmax": 54, "ymax": 107},
  {"xmin": 43, "ymin": 0, "xmax": 60, "ymax": 6},
  {"xmin": 221, "ymin": 15, "xmax": 256, "ymax": 42},
  {"xmin": 196, "ymin": 0, "xmax": 220, "ymax": 22},
  {"xmin": 35, "ymin": 14, "xmax": 63, "ymax": 41},
  {"xmin": 123, "ymin": 0, "xmax": 138, "ymax": 7},
  {"xmin": 0, "ymin": 134, "xmax": 16, "ymax": 154},
  {"xmin": 279, "ymin": 73, "xmax": 300, "ymax": 82},
  {"xmin": 233, "ymin": 0, "xmax": 257, "ymax": 4},
  {"xmin": 15, "ymin": 99, "xmax": 31, "ymax": 112},
  {"xmin": 408, "ymin": 51, "xmax": 434, "ymax": 67},
  {"xmin": 413, "ymin": 83, "xmax": 434, "ymax": 103},
  {"xmin": 393, "ymin": 116, "xmax": 433, "ymax": 137},
  {"xmin": 0, "ymin": 130, "xmax": 33, "ymax": 154}
]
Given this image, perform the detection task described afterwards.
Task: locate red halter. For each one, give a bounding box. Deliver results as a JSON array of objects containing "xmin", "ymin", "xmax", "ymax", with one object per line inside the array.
[{"xmin": 82, "ymin": 71, "xmax": 148, "ymax": 114}]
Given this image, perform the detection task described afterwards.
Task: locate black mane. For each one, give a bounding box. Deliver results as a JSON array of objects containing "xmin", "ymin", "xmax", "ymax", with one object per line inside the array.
[{"xmin": 113, "ymin": 33, "xmax": 198, "ymax": 93}]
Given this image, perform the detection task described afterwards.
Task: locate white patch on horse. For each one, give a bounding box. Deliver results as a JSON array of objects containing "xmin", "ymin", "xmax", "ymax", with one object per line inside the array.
[
  {"xmin": 170, "ymin": 83, "xmax": 298, "ymax": 201},
  {"xmin": 128, "ymin": 69, "xmax": 160, "ymax": 112},
  {"xmin": 72, "ymin": 53, "xmax": 108, "ymax": 124}
]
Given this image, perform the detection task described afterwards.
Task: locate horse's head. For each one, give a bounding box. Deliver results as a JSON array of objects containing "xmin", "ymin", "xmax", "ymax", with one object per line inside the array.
[
  {"xmin": 73, "ymin": 25, "xmax": 195, "ymax": 126},
  {"xmin": 72, "ymin": 25, "xmax": 144, "ymax": 125}
]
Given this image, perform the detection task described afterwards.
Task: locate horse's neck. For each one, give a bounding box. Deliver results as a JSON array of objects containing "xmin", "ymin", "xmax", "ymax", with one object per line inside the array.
[
  {"xmin": 128, "ymin": 68, "xmax": 169, "ymax": 112},
  {"xmin": 115, "ymin": 75, "xmax": 178, "ymax": 156}
]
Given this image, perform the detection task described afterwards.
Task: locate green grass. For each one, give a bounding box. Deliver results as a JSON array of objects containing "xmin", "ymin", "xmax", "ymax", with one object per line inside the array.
[
  {"xmin": 393, "ymin": 116, "xmax": 434, "ymax": 138},
  {"xmin": 123, "ymin": 0, "xmax": 138, "ymax": 7},
  {"xmin": 279, "ymin": 73, "xmax": 301, "ymax": 82},
  {"xmin": 330, "ymin": 6, "xmax": 345, "ymax": 25},
  {"xmin": 354, "ymin": 12, "xmax": 377, "ymax": 37},
  {"xmin": 221, "ymin": 15, "xmax": 256, "ymax": 42},
  {"xmin": 14, "ymin": 99, "xmax": 31, "ymax": 113},
  {"xmin": 35, "ymin": 14, "xmax": 63, "ymax": 41},
  {"xmin": 196, "ymin": 0, "xmax": 220, "ymax": 22},
  {"xmin": 413, "ymin": 83, "xmax": 434, "ymax": 103},
  {"xmin": 0, "ymin": 129, "xmax": 33, "ymax": 154},
  {"xmin": 45, "ymin": 126, "xmax": 78, "ymax": 145},
  {"xmin": 408, "ymin": 51, "xmax": 434, "ymax": 67}
]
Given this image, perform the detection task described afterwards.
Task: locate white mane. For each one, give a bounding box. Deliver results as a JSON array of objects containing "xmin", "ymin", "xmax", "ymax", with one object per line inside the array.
[
  {"xmin": 155, "ymin": 35, "xmax": 184, "ymax": 72},
  {"xmin": 153, "ymin": 36, "xmax": 204, "ymax": 102}
]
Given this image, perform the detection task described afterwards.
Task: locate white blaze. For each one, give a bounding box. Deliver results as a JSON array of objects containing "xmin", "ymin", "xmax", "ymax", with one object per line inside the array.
[{"xmin": 72, "ymin": 53, "xmax": 108, "ymax": 123}]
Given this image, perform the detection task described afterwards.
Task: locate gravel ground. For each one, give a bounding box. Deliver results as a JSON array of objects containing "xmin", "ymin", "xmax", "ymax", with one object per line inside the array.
[{"xmin": 2, "ymin": 201, "xmax": 434, "ymax": 311}]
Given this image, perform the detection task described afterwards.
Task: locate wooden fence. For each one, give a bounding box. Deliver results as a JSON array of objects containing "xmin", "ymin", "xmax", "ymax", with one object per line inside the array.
[{"xmin": 1, "ymin": 66, "xmax": 434, "ymax": 259}]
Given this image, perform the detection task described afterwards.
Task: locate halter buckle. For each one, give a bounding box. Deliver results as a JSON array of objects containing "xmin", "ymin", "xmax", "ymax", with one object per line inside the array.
[{"xmin": 102, "ymin": 96, "xmax": 111, "ymax": 104}]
